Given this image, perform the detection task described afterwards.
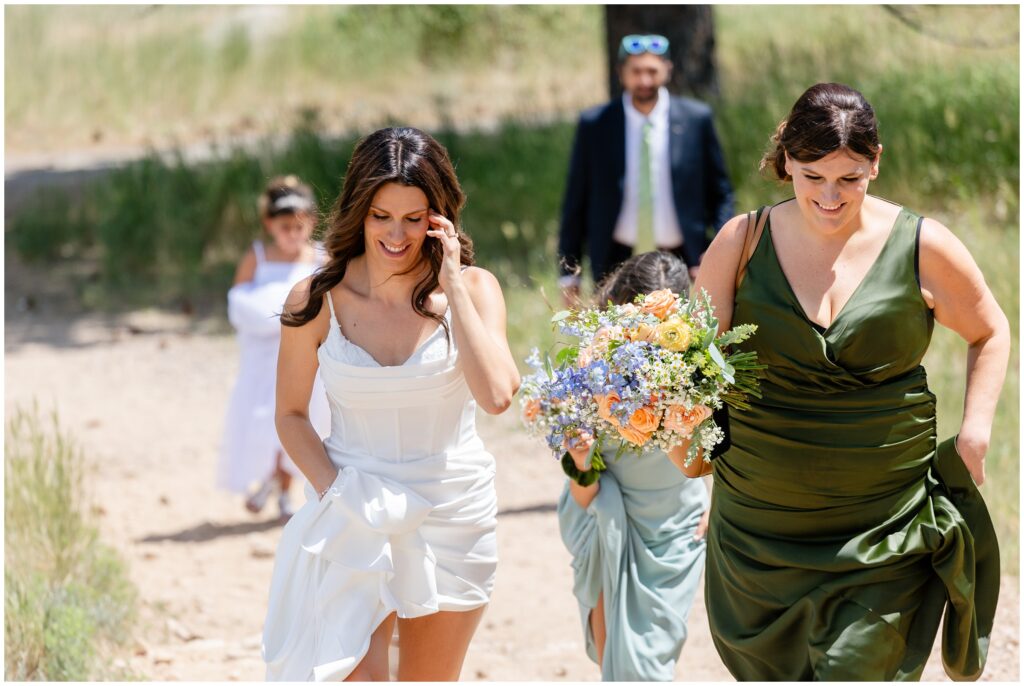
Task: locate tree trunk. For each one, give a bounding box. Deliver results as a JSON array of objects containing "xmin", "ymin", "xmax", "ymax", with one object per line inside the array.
[{"xmin": 605, "ymin": 5, "xmax": 719, "ymax": 100}]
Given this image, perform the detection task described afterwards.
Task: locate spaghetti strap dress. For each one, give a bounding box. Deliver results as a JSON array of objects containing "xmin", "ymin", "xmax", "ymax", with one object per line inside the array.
[
  {"xmin": 706, "ymin": 205, "xmax": 1000, "ymax": 680},
  {"xmin": 261, "ymin": 291, "xmax": 498, "ymax": 681}
]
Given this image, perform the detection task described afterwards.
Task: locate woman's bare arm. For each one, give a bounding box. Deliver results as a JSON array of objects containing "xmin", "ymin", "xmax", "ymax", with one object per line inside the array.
[
  {"xmin": 275, "ymin": 277, "xmax": 338, "ymax": 496},
  {"xmin": 691, "ymin": 213, "xmax": 753, "ymax": 334},
  {"xmin": 919, "ymin": 218, "xmax": 1011, "ymax": 485},
  {"xmin": 448, "ymin": 267, "xmax": 521, "ymax": 414}
]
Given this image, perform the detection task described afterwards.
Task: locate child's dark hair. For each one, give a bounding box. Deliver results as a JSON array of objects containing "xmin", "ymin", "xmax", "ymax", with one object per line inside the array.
[
  {"xmin": 594, "ymin": 251, "xmax": 690, "ymax": 306},
  {"xmin": 259, "ymin": 175, "xmax": 316, "ymax": 220}
]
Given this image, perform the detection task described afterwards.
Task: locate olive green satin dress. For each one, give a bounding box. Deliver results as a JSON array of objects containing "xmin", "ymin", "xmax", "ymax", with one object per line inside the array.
[{"xmin": 707, "ymin": 205, "xmax": 1000, "ymax": 681}]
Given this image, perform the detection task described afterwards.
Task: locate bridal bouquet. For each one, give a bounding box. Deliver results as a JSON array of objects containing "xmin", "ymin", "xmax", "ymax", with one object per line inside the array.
[{"xmin": 519, "ymin": 289, "xmax": 762, "ymax": 469}]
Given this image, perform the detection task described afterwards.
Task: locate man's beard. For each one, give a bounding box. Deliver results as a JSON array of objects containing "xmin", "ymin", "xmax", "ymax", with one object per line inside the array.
[{"xmin": 632, "ymin": 89, "xmax": 659, "ymax": 105}]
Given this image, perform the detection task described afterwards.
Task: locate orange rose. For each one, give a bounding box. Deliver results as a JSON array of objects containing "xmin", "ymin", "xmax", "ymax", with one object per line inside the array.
[
  {"xmin": 595, "ymin": 391, "xmax": 621, "ymax": 427},
  {"xmin": 591, "ymin": 326, "xmax": 624, "ymax": 354},
  {"xmin": 626, "ymin": 322, "xmax": 658, "ymax": 343},
  {"xmin": 662, "ymin": 404, "xmax": 713, "ymax": 437},
  {"xmin": 577, "ymin": 346, "xmax": 594, "ymax": 368},
  {"xmin": 629, "ymin": 406, "xmax": 660, "ymax": 433},
  {"xmin": 522, "ymin": 399, "xmax": 541, "ymax": 424},
  {"xmin": 617, "ymin": 424, "xmax": 653, "ymax": 446},
  {"xmin": 641, "ymin": 289, "xmax": 679, "ymax": 320}
]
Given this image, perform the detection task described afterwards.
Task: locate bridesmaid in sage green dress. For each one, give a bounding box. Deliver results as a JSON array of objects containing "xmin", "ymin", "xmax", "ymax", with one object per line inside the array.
[
  {"xmin": 558, "ymin": 252, "xmax": 711, "ymax": 681},
  {"xmin": 690, "ymin": 83, "xmax": 1009, "ymax": 680}
]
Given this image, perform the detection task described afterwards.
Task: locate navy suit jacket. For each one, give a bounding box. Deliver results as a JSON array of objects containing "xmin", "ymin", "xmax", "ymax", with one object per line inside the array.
[{"xmin": 558, "ymin": 95, "xmax": 734, "ymax": 283}]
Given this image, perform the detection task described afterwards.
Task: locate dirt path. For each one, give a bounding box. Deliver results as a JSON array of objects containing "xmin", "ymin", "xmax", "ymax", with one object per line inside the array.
[{"xmin": 4, "ymin": 304, "xmax": 1019, "ymax": 681}]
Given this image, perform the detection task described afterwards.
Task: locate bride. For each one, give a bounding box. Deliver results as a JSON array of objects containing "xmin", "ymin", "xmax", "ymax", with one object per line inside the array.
[{"xmin": 261, "ymin": 127, "xmax": 520, "ymax": 681}]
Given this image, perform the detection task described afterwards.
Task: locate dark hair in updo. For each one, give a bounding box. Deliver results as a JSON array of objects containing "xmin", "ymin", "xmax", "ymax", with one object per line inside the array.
[
  {"xmin": 594, "ymin": 251, "xmax": 690, "ymax": 306},
  {"xmin": 760, "ymin": 83, "xmax": 881, "ymax": 181}
]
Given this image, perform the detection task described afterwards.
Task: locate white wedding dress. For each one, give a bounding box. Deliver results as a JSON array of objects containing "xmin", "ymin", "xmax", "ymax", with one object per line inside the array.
[{"xmin": 262, "ymin": 293, "xmax": 499, "ymax": 681}]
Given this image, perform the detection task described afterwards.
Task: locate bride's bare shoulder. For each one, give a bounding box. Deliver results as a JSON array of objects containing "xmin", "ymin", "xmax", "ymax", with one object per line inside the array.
[
  {"xmin": 281, "ymin": 277, "xmax": 333, "ymax": 340},
  {"xmin": 284, "ymin": 276, "xmax": 316, "ymax": 314}
]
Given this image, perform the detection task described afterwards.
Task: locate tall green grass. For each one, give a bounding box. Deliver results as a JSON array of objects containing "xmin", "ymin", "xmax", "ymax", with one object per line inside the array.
[
  {"xmin": 714, "ymin": 6, "xmax": 1019, "ymax": 213},
  {"xmin": 4, "ymin": 406, "xmax": 138, "ymax": 680},
  {"xmin": 6, "ymin": 118, "xmax": 582, "ymax": 310}
]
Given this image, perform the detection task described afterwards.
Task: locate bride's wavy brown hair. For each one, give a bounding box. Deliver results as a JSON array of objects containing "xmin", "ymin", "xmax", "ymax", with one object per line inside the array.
[{"xmin": 281, "ymin": 127, "xmax": 475, "ymax": 342}]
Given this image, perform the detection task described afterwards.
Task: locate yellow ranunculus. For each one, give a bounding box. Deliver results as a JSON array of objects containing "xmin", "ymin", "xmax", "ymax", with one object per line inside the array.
[{"xmin": 655, "ymin": 319, "xmax": 693, "ymax": 352}]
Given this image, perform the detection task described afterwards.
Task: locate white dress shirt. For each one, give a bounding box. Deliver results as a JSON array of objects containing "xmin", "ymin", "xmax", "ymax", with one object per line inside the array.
[{"xmin": 613, "ymin": 87, "xmax": 683, "ymax": 249}]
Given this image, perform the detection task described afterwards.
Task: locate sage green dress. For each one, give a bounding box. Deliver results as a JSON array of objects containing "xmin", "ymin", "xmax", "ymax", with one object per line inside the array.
[
  {"xmin": 707, "ymin": 205, "xmax": 1000, "ymax": 681},
  {"xmin": 558, "ymin": 445, "xmax": 708, "ymax": 681}
]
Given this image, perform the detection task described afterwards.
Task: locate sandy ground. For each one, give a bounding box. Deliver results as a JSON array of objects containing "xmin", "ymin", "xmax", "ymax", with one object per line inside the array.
[{"xmin": 4, "ymin": 288, "xmax": 1019, "ymax": 681}]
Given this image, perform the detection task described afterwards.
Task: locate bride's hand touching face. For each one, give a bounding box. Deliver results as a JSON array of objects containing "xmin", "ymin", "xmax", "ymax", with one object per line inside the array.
[{"xmin": 426, "ymin": 210, "xmax": 463, "ymax": 292}]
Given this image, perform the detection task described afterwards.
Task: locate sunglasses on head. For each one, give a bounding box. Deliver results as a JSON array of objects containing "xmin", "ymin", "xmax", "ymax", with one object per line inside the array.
[{"xmin": 619, "ymin": 34, "xmax": 670, "ymax": 58}]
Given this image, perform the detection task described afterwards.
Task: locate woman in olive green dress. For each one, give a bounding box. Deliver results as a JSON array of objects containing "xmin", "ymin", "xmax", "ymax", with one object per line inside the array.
[{"xmin": 689, "ymin": 83, "xmax": 1009, "ymax": 681}]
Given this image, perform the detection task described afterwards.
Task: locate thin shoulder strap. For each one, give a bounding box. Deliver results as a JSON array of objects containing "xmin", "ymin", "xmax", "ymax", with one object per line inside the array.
[
  {"xmin": 735, "ymin": 206, "xmax": 769, "ymax": 291},
  {"xmin": 914, "ymin": 215, "xmax": 924, "ymax": 288},
  {"xmin": 253, "ymin": 240, "xmax": 265, "ymax": 265},
  {"xmin": 323, "ymin": 292, "xmax": 337, "ymax": 324}
]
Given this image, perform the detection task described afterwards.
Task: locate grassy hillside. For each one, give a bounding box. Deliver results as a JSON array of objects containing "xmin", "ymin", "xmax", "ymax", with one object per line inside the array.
[{"xmin": 5, "ymin": 5, "xmax": 605, "ymax": 155}]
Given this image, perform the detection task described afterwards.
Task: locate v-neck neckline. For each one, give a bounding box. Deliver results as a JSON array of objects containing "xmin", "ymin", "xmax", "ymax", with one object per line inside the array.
[
  {"xmin": 335, "ymin": 319, "xmax": 446, "ymax": 368},
  {"xmin": 325, "ymin": 292, "xmax": 449, "ymax": 368},
  {"xmin": 764, "ymin": 206, "xmax": 905, "ymax": 338}
]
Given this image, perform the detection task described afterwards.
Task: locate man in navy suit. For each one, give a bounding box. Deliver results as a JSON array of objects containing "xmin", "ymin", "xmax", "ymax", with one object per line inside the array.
[{"xmin": 558, "ymin": 34, "xmax": 734, "ymax": 303}]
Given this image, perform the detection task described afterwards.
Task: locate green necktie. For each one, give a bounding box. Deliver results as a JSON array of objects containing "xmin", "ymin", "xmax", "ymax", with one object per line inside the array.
[{"xmin": 635, "ymin": 120, "xmax": 656, "ymax": 254}]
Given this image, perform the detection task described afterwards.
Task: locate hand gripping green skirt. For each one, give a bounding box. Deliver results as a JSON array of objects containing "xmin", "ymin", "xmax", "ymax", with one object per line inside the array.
[{"xmin": 707, "ymin": 206, "xmax": 999, "ymax": 681}]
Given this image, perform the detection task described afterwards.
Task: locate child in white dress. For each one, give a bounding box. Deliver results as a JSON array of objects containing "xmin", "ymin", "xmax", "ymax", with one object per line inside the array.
[{"xmin": 217, "ymin": 175, "xmax": 330, "ymax": 518}]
